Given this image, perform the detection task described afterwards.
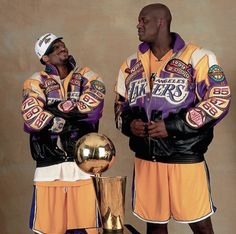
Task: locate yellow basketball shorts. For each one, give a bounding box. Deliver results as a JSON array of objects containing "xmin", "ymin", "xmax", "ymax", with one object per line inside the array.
[
  {"xmin": 30, "ymin": 180, "xmax": 98, "ymax": 234},
  {"xmin": 132, "ymin": 158, "xmax": 216, "ymax": 224}
]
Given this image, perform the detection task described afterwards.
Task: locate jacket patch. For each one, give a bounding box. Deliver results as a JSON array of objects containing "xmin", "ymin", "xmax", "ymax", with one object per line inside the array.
[
  {"xmin": 30, "ymin": 111, "xmax": 53, "ymax": 130},
  {"xmin": 208, "ymin": 97, "xmax": 230, "ymax": 110},
  {"xmin": 165, "ymin": 59, "xmax": 193, "ymax": 80},
  {"xmin": 69, "ymin": 73, "xmax": 83, "ymax": 101},
  {"xmin": 128, "ymin": 78, "xmax": 147, "ymax": 104},
  {"xmin": 208, "ymin": 86, "xmax": 230, "ymax": 98},
  {"xmin": 208, "ymin": 65, "xmax": 225, "ymax": 82},
  {"xmin": 70, "ymin": 73, "xmax": 82, "ymax": 86},
  {"xmin": 198, "ymin": 100, "xmax": 224, "ymax": 119},
  {"xmin": 152, "ymin": 76, "xmax": 189, "ymax": 104},
  {"xmin": 90, "ymin": 80, "xmax": 106, "ymax": 95},
  {"xmin": 58, "ymin": 100, "xmax": 75, "ymax": 113},
  {"xmin": 80, "ymin": 93, "xmax": 100, "ymax": 108},
  {"xmin": 126, "ymin": 60, "xmax": 144, "ymax": 86},
  {"xmin": 22, "ymin": 96, "xmax": 39, "ymax": 112},
  {"xmin": 23, "ymin": 106, "xmax": 42, "ymax": 122},
  {"xmin": 186, "ymin": 107, "xmax": 206, "ymax": 128},
  {"xmin": 44, "ymin": 79, "xmax": 60, "ymax": 95},
  {"xmin": 76, "ymin": 100, "xmax": 91, "ymax": 113}
]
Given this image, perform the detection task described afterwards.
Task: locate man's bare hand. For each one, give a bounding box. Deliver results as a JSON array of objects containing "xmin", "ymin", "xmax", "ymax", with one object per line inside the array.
[
  {"xmin": 130, "ymin": 119, "xmax": 147, "ymax": 137},
  {"xmin": 148, "ymin": 120, "xmax": 168, "ymax": 138}
]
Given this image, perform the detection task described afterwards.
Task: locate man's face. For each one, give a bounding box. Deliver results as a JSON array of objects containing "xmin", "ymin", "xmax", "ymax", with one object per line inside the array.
[
  {"xmin": 137, "ymin": 9, "xmax": 160, "ymax": 43},
  {"xmin": 45, "ymin": 40, "xmax": 69, "ymax": 66}
]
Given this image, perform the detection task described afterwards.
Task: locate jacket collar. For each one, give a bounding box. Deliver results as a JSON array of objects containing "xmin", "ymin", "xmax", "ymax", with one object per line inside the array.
[
  {"xmin": 44, "ymin": 55, "xmax": 76, "ymax": 76},
  {"xmin": 138, "ymin": 32, "xmax": 185, "ymax": 54}
]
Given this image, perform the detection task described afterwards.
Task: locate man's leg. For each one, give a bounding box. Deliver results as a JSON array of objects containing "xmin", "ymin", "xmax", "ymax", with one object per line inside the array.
[
  {"xmin": 146, "ymin": 223, "xmax": 168, "ymax": 234},
  {"xmin": 189, "ymin": 217, "xmax": 214, "ymax": 234}
]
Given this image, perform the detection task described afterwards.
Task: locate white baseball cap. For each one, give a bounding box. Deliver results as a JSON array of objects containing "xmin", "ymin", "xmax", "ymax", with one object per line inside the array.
[{"xmin": 35, "ymin": 33, "xmax": 63, "ymax": 59}]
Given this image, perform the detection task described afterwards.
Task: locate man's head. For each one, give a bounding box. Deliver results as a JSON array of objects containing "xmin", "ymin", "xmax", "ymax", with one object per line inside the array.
[
  {"xmin": 35, "ymin": 33, "xmax": 69, "ymax": 65},
  {"xmin": 137, "ymin": 3, "xmax": 172, "ymax": 43}
]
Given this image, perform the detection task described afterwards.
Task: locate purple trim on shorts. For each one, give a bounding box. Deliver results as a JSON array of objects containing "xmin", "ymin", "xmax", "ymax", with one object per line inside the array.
[
  {"xmin": 65, "ymin": 229, "xmax": 87, "ymax": 234},
  {"xmin": 131, "ymin": 167, "xmax": 135, "ymax": 211},
  {"xmin": 204, "ymin": 162, "xmax": 217, "ymax": 213},
  {"xmin": 29, "ymin": 186, "xmax": 36, "ymax": 229}
]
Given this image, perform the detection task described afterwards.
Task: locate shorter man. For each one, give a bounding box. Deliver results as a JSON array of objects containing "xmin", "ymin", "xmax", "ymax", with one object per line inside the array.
[{"xmin": 22, "ymin": 33, "xmax": 105, "ymax": 233}]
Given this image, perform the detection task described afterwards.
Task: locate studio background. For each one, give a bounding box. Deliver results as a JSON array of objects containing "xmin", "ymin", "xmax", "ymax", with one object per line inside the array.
[{"xmin": 0, "ymin": 0, "xmax": 235, "ymax": 233}]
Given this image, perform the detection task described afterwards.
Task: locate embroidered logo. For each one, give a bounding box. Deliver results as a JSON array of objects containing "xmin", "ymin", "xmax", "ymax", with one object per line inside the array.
[
  {"xmin": 165, "ymin": 59, "xmax": 193, "ymax": 80},
  {"xmin": 128, "ymin": 78, "xmax": 147, "ymax": 104},
  {"xmin": 152, "ymin": 76, "xmax": 189, "ymax": 104},
  {"xmin": 70, "ymin": 73, "xmax": 82, "ymax": 86},
  {"xmin": 208, "ymin": 65, "xmax": 225, "ymax": 82},
  {"xmin": 58, "ymin": 100, "xmax": 75, "ymax": 113},
  {"xmin": 44, "ymin": 79, "xmax": 60, "ymax": 95},
  {"xmin": 125, "ymin": 68, "xmax": 131, "ymax": 74},
  {"xmin": 38, "ymin": 33, "xmax": 51, "ymax": 47},
  {"xmin": 126, "ymin": 61, "xmax": 144, "ymax": 86},
  {"xmin": 186, "ymin": 107, "xmax": 206, "ymax": 128},
  {"xmin": 90, "ymin": 80, "xmax": 106, "ymax": 94}
]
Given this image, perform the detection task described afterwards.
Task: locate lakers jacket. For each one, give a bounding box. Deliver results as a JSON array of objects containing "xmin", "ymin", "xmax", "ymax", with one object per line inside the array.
[
  {"xmin": 115, "ymin": 33, "xmax": 230, "ymax": 163},
  {"xmin": 22, "ymin": 57, "xmax": 105, "ymax": 167}
]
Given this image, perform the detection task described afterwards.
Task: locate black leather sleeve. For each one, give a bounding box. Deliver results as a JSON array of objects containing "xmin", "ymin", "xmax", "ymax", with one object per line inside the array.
[
  {"xmin": 120, "ymin": 106, "xmax": 148, "ymax": 137},
  {"xmin": 164, "ymin": 109, "xmax": 213, "ymax": 136},
  {"xmin": 120, "ymin": 108, "xmax": 134, "ymax": 137}
]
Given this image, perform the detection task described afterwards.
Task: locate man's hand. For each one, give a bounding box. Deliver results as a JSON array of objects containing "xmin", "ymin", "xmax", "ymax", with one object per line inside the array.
[
  {"xmin": 130, "ymin": 119, "xmax": 147, "ymax": 137},
  {"xmin": 148, "ymin": 120, "xmax": 168, "ymax": 138},
  {"xmin": 49, "ymin": 117, "xmax": 66, "ymax": 133}
]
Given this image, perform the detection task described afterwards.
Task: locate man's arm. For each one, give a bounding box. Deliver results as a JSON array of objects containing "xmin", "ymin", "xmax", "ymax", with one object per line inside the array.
[
  {"xmin": 75, "ymin": 68, "xmax": 105, "ymax": 123},
  {"xmin": 21, "ymin": 78, "xmax": 59, "ymax": 133},
  {"xmin": 114, "ymin": 62, "xmax": 148, "ymax": 137},
  {"xmin": 164, "ymin": 49, "xmax": 231, "ymax": 137},
  {"xmin": 49, "ymin": 67, "xmax": 105, "ymax": 124}
]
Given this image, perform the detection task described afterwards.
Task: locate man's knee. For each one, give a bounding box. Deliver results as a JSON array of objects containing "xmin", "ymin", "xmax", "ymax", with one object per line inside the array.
[{"xmin": 189, "ymin": 217, "xmax": 214, "ymax": 234}]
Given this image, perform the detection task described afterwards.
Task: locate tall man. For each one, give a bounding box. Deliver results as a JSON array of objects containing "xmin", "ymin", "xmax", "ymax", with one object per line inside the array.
[
  {"xmin": 115, "ymin": 4, "xmax": 230, "ymax": 234},
  {"xmin": 22, "ymin": 33, "xmax": 105, "ymax": 233}
]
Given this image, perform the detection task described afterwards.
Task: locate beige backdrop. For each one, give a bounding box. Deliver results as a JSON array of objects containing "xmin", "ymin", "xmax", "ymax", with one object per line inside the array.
[{"xmin": 0, "ymin": 0, "xmax": 235, "ymax": 233}]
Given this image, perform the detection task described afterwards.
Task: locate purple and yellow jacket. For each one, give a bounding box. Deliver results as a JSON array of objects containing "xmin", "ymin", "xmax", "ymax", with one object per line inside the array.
[
  {"xmin": 22, "ymin": 58, "xmax": 105, "ymax": 167},
  {"xmin": 115, "ymin": 33, "xmax": 230, "ymax": 163}
]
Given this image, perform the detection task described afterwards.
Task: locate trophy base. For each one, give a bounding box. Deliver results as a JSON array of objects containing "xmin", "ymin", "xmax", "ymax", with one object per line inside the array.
[
  {"xmin": 84, "ymin": 225, "xmax": 140, "ymax": 234},
  {"xmin": 103, "ymin": 228, "xmax": 123, "ymax": 233}
]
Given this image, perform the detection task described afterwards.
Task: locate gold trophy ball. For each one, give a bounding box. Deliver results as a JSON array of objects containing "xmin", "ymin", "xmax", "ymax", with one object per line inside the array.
[{"xmin": 75, "ymin": 133, "xmax": 116, "ymax": 175}]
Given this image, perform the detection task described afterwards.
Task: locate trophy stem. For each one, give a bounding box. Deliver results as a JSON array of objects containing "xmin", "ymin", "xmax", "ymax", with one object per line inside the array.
[{"xmin": 91, "ymin": 176, "xmax": 127, "ymax": 232}]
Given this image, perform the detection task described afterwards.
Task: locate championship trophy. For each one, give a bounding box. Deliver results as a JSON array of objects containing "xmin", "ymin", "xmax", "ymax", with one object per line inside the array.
[{"xmin": 75, "ymin": 133, "xmax": 127, "ymax": 232}]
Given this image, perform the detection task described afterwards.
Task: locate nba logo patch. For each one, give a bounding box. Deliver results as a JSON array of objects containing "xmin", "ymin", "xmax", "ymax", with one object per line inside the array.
[{"xmin": 186, "ymin": 107, "xmax": 206, "ymax": 128}]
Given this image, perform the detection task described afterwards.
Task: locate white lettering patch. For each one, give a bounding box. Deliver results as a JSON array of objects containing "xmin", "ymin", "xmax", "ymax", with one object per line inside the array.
[
  {"xmin": 152, "ymin": 77, "xmax": 189, "ymax": 104},
  {"xmin": 128, "ymin": 78, "xmax": 147, "ymax": 105}
]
